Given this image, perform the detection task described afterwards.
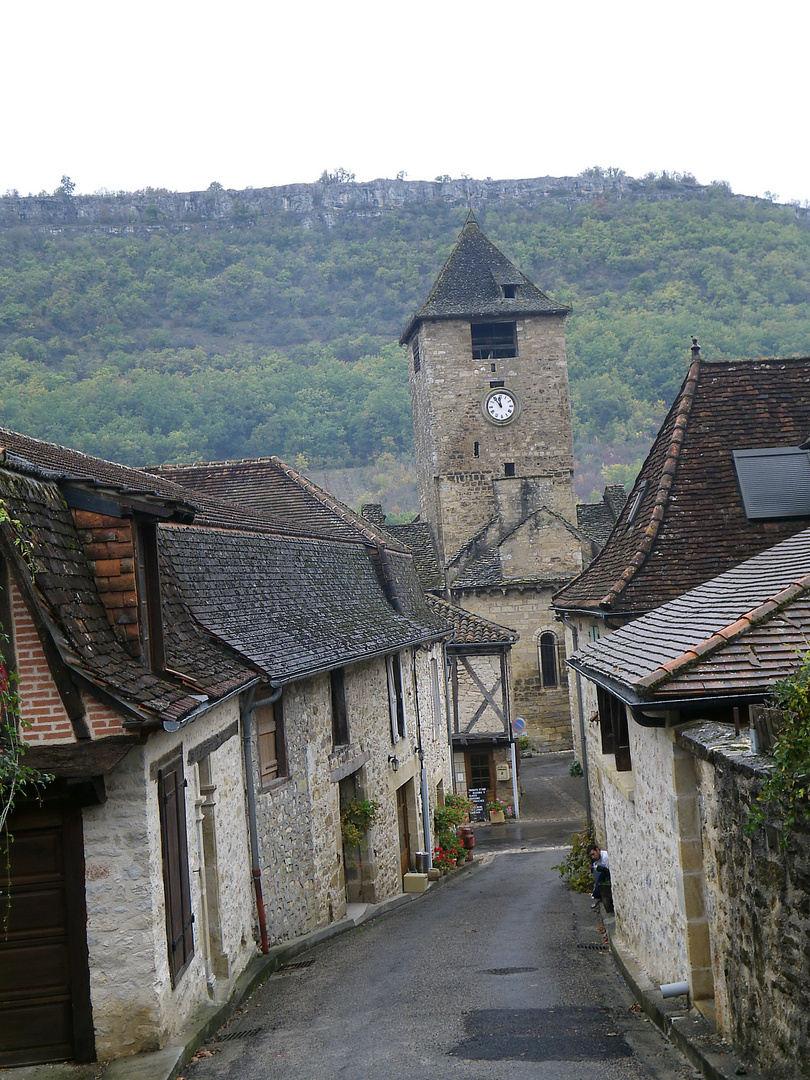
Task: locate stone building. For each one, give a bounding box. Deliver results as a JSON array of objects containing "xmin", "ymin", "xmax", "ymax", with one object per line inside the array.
[
  {"xmin": 567, "ymin": 528, "xmax": 810, "ymax": 1078},
  {"xmin": 0, "ymin": 428, "xmax": 451, "ymax": 1067},
  {"xmin": 553, "ymin": 348, "xmax": 810, "ymax": 1077},
  {"xmin": 400, "ymin": 214, "xmax": 587, "ymax": 754}
]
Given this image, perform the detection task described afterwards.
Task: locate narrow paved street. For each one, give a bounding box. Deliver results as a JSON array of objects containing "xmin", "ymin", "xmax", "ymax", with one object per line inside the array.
[{"xmin": 182, "ymin": 756, "xmax": 699, "ymax": 1080}]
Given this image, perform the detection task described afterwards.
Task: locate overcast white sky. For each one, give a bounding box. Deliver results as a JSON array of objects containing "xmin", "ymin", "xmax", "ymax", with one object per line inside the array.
[{"xmin": 3, "ymin": 0, "xmax": 808, "ymax": 205}]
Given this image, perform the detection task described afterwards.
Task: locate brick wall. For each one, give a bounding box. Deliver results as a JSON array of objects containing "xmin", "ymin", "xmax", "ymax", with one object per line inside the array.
[{"xmin": 11, "ymin": 578, "xmax": 74, "ymax": 740}]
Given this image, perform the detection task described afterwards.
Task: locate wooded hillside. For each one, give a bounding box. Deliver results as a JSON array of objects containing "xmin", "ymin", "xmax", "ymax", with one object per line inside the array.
[{"xmin": 1, "ymin": 171, "xmax": 809, "ymax": 507}]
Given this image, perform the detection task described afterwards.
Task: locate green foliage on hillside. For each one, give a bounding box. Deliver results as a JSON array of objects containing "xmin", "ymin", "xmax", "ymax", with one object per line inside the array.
[{"xmin": 1, "ymin": 177, "xmax": 809, "ymax": 495}]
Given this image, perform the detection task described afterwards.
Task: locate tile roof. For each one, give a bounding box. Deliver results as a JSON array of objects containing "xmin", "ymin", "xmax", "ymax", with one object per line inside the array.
[
  {"xmin": 553, "ymin": 355, "xmax": 810, "ymax": 615},
  {"xmin": 426, "ymin": 595, "xmax": 518, "ymax": 646},
  {"xmin": 160, "ymin": 525, "xmax": 448, "ymax": 684},
  {"xmin": 149, "ymin": 458, "xmax": 408, "ymax": 550},
  {"xmin": 400, "ymin": 216, "xmax": 569, "ymax": 344},
  {"xmin": 568, "ymin": 527, "xmax": 810, "ymax": 704},
  {"xmin": 0, "ymin": 468, "xmax": 254, "ymax": 725},
  {"xmin": 0, "ymin": 426, "xmax": 197, "ymax": 515}
]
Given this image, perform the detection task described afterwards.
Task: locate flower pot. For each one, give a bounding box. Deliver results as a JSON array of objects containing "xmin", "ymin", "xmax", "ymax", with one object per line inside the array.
[{"xmin": 489, "ymin": 810, "xmax": 505, "ymax": 824}]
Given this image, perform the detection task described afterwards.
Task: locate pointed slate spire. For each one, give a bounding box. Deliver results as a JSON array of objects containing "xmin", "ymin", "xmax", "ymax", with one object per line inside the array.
[{"xmin": 400, "ymin": 215, "xmax": 569, "ymax": 343}]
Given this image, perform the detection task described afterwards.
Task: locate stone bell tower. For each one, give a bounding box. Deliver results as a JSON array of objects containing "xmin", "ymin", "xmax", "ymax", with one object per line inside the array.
[
  {"xmin": 400, "ymin": 214, "xmax": 582, "ymax": 752},
  {"xmin": 400, "ymin": 213, "xmax": 577, "ymax": 565}
]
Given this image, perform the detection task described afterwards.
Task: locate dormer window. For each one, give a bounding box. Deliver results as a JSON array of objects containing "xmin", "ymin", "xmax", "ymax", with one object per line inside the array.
[
  {"xmin": 502, "ymin": 284, "xmax": 517, "ymax": 299},
  {"xmin": 471, "ymin": 321, "xmax": 517, "ymax": 360}
]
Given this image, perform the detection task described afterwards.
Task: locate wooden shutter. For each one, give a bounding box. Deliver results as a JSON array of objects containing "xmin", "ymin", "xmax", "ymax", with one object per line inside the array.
[
  {"xmin": 257, "ymin": 701, "xmax": 279, "ymax": 786},
  {"xmin": 158, "ymin": 756, "xmax": 194, "ymax": 986}
]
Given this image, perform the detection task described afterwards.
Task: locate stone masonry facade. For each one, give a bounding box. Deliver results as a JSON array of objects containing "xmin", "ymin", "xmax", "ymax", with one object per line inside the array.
[{"xmin": 410, "ymin": 314, "xmax": 575, "ymax": 562}]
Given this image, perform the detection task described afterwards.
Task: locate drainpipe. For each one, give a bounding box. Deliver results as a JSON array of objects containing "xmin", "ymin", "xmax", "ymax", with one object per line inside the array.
[
  {"xmin": 241, "ymin": 684, "xmax": 282, "ymax": 954},
  {"xmin": 193, "ymin": 794, "xmax": 216, "ymax": 998},
  {"xmin": 510, "ymin": 741, "xmax": 519, "ymax": 820},
  {"xmin": 560, "ymin": 614, "xmax": 592, "ymax": 833}
]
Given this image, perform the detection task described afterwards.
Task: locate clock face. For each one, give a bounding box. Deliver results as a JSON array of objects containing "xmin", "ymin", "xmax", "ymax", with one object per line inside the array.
[{"xmin": 483, "ymin": 388, "xmax": 519, "ymax": 425}]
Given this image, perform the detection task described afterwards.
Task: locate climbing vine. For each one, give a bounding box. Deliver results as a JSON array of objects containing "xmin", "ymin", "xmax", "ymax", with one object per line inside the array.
[
  {"xmin": 0, "ymin": 498, "xmax": 49, "ymax": 843},
  {"xmin": 747, "ymin": 651, "xmax": 810, "ymax": 846},
  {"xmin": 340, "ymin": 798, "xmax": 380, "ymax": 848}
]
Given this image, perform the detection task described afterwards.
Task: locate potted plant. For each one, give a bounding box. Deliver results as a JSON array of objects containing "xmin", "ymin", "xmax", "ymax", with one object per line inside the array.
[{"xmin": 487, "ymin": 797, "xmax": 513, "ymax": 823}]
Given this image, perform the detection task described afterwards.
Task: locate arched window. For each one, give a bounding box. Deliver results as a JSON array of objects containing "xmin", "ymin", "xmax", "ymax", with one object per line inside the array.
[{"xmin": 538, "ymin": 631, "xmax": 559, "ymax": 688}]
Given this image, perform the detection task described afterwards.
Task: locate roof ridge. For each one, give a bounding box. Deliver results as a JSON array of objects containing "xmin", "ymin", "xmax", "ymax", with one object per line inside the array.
[
  {"xmin": 269, "ymin": 456, "xmax": 395, "ymax": 548},
  {"xmin": 636, "ymin": 574, "xmax": 810, "ymax": 690},
  {"xmin": 599, "ymin": 353, "xmax": 702, "ymax": 608}
]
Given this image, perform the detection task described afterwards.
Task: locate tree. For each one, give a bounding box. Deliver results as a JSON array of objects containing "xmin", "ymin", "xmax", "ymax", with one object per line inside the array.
[{"xmin": 55, "ymin": 174, "xmax": 75, "ymax": 197}]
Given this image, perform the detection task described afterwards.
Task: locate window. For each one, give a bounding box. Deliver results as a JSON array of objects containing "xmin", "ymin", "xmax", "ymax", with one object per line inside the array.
[
  {"xmin": 430, "ymin": 657, "xmax": 442, "ymax": 739},
  {"xmin": 538, "ymin": 631, "xmax": 559, "ymax": 688},
  {"xmin": 625, "ymin": 480, "xmax": 649, "ymax": 525},
  {"xmin": 135, "ymin": 521, "xmax": 165, "ymax": 671},
  {"xmin": 256, "ymin": 692, "xmax": 287, "ymax": 787},
  {"xmin": 158, "ymin": 755, "xmax": 194, "ymax": 985},
  {"xmin": 471, "ymin": 321, "xmax": 517, "ymax": 360},
  {"xmin": 330, "ymin": 668, "xmax": 349, "ymax": 747},
  {"xmin": 387, "ymin": 653, "xmax": 406, "ymax": 741},
  {"xmin": 467, "ymin": 751, "xmax": 493, "ymax": 790},
  {"xmin": 504, "ymin": 462, "xmax": 516, "ymax": 477},
  {"xmin": 596, "ymin": 685, "xmax": 632, "ymax": 771},
  {"xmin": 490, "ymin": 379, "xmax": 505, "ymax": 388},
  {"xmin": 474, "ymin": 442, "xmax": 479, "ymax": 458},
  {"xmin": 589, "ymin": 625, "xmax": 600, "ymax": 643},
  {"xmin": 502, "ymin": 284, "xmax": 517, "ymax": 299},
  {"xmin": 412, "ymin": 336, "xmax": 421, "ymax": 373}
]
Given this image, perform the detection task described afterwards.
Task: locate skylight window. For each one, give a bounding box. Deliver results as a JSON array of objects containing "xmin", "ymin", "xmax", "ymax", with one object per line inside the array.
[
  {"xmin": 625, "ymin": 480, "xmax": 649, "ymax": 525},
  {"xmin": 732, "ymin": 447, "xmax": 810, "ymax": 520}
]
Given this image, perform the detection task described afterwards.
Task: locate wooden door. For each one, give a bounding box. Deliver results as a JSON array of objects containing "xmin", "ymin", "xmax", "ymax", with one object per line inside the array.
[
  {"xmin": 396, "ymin": 782, "xmax": 411, "ymax": 881},
  {"xmin": 466, "ymin": 750, "xmax": 495, "ymax": 806},
  {"xmin": 0, "ymin": 802, "xmax": 94, "ymax": 1067}
]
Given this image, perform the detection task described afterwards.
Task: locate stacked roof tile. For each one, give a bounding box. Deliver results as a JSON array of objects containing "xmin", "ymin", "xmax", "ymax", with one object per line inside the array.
[
  {"xmin": 426, "ymin": 595, "xmax": 518, "ymax": 646},
  {"xmin": 568, "ymin": 527, "xmax": 810, "ymax": 704},
  {"xmin": 554, "ymin": 356, "xmax": 810, "ymax": 615}
]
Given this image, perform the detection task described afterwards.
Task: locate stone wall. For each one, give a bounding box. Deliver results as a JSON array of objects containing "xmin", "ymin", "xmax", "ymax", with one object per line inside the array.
[
  {"xmin": 460, "ymin": 586, "xmax": 573, "ymax": 752},
  {"xmin": 410, "ymin": 314, "xmax": 574, "ymax": 562},
  {"xmin": 253, "ymin": 644, "xmax": 453, "ymax": 941},
  {"xmin": 680, "ymin": 724, "xmax": 810, "ymax": 1078},
  {"xmin": 82, "ymin": 697, "xmax": 255, "ymax": 1057}
]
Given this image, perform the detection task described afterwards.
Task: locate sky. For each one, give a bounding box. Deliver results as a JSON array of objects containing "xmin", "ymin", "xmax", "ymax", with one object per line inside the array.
[{"xmin": 3, "ymin": 0, "xmax": 809, "ymax": 206}]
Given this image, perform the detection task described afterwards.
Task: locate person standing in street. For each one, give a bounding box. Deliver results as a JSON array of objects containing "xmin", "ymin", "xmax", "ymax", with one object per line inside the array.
[{"xmin": 588, "ymin": 844, "xmax": 610, "ymax": 909}]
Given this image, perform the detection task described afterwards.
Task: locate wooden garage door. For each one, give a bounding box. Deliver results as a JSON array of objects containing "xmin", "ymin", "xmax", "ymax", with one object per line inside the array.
[{"xmin": 0, "ymin": 802, "xmax": 94, "ymax": 1067}]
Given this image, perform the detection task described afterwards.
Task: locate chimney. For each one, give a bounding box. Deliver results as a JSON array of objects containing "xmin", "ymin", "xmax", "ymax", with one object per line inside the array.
[{"xmin": 690, "ymin": 336, "xmax": 700, "ymax": 359}]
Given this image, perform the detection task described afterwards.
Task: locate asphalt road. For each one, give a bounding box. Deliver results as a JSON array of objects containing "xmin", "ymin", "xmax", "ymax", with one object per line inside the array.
[{"xmin": 182, "ymin": 756, "xmax": 700, "ymax": 1080}]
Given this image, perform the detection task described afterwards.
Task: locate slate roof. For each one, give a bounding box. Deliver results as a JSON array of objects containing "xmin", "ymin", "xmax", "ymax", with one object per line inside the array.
[
  {"xmin": 160, "ymin": 525, "xmax": 448, "ymax": 684},
  {"xmin": 0, "ymin": 467, "xmax": 255, "ymax": 726},
  {"xmin": 149, "ymin": 458, "xmax": 408, "ymax": 551},
  {"xmin": 426, "ymin": 595, "xmax": 518, "ymax": 647},
  {"xmin": 400, "ymin": 216, "xmax": 570, "ymax": 344},
  {"xmin": 553, "ymin": 355, "xmax": 810, "ymax": 616},
  {"xmin": 568, "ymin": 527, "xmax": 810, "ymax": 705},
  {"xmin": 0, "ymin": 427, "xmax": 448, "ymax": 727},
  {"xmin": 576, "ymin": 485, "xmax": 627, "ymax": 547},
  {"xmin": 361, "ymin": 505, "xmax": 444, "ymax": 591}
]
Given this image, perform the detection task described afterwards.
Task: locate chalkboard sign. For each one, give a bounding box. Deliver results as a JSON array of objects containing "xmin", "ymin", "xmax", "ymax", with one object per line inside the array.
[{"xmin": 468, "ymin": 787, "xmax": 488, "ymax": 822}]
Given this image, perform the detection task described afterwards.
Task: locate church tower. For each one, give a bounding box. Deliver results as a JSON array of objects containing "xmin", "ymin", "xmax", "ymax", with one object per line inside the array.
[
  {"xmin": 401, "ymin": 215, "xmax": 576, "ymax": 564},
  {"xmin": 401, "ymin": 216, "xmax": 582, "ymax": 752}
]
